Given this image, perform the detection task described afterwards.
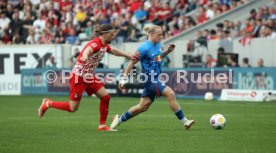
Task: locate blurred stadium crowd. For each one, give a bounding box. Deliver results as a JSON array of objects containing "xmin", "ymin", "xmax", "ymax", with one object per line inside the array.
[
  {"xmin": 193, "ymin": 4, "xmax": 275, "ymax": 44},
  {"xmin": 1, "ymin": 0, "xmax": 271, "ymax": 45}
]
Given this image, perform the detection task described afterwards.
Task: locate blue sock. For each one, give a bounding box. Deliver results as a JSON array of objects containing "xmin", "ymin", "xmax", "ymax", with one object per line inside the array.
[
  {"xmin": 119, "ymin": 111, "xmax": 133, "ymax": 122},
  {"xmin": 175, "ymin": 109, "xmax": 185, "ymax": 120}
]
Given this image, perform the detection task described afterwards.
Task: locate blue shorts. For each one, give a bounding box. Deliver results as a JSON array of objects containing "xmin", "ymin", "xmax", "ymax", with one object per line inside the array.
[{"xmin": 141, "ymin": 80, "xmax": 167, "ymax": 102}]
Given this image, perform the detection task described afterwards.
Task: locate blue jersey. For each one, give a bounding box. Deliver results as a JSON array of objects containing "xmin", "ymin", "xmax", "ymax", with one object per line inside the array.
[
  {"xmin": 137, "ymin": 40, "xmax": 166, "ymax": 102},
  {"xmin": 137, "ymin": 40, "xmax": 162, "ymax": 80}
]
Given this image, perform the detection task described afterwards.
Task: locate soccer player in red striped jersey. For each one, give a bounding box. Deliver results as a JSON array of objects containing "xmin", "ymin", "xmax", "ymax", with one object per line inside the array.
[{"xmin": 38, "ymin": 24, "xmax": 137, "ymax": 131}]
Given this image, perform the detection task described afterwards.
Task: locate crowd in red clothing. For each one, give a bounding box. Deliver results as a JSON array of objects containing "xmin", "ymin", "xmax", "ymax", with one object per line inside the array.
[
  {"xmin": 164, "ymin": 0, "xmax": 250, "ymax": 39},
  {"xmin": 0, "ymin": 0, "xmax": 255, "ymax": 45},
  {"xmin": 191, "ymin": 4, "xmax": 275, "ymax": 48}
]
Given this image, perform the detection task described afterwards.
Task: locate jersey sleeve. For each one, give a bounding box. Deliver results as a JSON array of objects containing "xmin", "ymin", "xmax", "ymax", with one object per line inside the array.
[
  {"xmin": 157, "ymin": 44, "xmax": 162, "ymax": 54},
  {"xmin": 89, "ymin": 42, "xmax": 101, "ymax": 53},
  {"xmin": 106, "ymin": 45, "xmax": 112, "ymax": 52},
  {"xmin": 137, "ymin": 44, "xmax": 147, "ymax": 58}
]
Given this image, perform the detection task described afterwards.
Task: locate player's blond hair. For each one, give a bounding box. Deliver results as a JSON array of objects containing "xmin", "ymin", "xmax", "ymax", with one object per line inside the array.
[{"xmin": 143, "ymin": 25, "xmax": 161, "ymax": 37}]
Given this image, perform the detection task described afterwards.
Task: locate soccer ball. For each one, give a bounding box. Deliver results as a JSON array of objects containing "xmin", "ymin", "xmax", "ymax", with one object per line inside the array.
[
  {"xmin": 204, "ymin": 92, "xmax": 214, "ymax": 100},
  {"xmin": 210, "ymin": 114, "xmax": 226, "ymax": 129}
]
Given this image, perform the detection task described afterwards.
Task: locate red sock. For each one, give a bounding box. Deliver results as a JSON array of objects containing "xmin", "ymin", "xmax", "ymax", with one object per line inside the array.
[
  {"xmin": 49, "ymin": 101, "xmax": 72, "ymax": 112},
  {"xmin": 99, "ymin": 95, "xmax": 110, "ymax": 125}
]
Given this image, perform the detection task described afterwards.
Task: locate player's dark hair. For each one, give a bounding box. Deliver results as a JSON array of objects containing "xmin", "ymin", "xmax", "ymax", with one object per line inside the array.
[{"xmin": 95, "ymin": 24, "xmax": 115, "ymax": 36}]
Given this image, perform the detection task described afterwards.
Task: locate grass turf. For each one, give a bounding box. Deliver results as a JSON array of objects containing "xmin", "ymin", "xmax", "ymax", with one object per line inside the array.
[{"xmin": 0, "ymin": 96, "xmax": 275, "ymax": 153}]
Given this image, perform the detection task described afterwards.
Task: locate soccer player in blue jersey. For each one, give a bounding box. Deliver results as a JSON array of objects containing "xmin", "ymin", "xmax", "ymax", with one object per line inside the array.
[{"xmin": 110, "ymin": 25, "xmax": 195, "ymax": 130}]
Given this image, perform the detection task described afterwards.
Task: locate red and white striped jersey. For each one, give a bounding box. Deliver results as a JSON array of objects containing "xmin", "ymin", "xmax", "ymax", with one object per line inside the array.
[{"xmin": 72, "ymin": 38, "xmax": 111, "ymax": 77}]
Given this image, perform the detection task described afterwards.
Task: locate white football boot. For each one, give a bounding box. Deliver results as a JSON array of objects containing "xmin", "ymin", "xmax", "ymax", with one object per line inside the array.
[
  {"xmin": 110, "ymin": 114, "xmax": 121, "ymax": 130},
  {"xmin": 184, "ymin": 119, "xmax": 195, "ymax": 130}
]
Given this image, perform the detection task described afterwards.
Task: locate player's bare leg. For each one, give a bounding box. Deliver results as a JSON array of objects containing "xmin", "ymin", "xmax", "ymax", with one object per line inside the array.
[
  {"xmin": 111, "ymin": 97, "xmax": 152, "ymax": 130},
  {"xmin": 69, "ymin": 100, "xmax": 80, "ymax": 112},
  {"xmin": 162, "ymin": 86, "xmax": 195, "ymax": 130},
  {"xmin": 128, "ymin": 97, "xmax": 153, "ymax": 116}
]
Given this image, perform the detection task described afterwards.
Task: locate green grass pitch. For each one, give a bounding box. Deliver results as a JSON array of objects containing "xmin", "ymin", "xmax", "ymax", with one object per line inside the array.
[{"xmin": 0, "ymin": 96, "xmax": 275, "ymax": 153}]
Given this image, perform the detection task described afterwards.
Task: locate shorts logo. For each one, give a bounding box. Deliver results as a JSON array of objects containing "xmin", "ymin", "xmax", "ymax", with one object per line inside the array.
[{"xmin": 74, "ymin": 93, "xmax": 79, "ymax": 99}]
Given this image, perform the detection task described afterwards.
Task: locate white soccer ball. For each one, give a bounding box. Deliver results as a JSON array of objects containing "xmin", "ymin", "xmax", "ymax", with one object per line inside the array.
[
  {"xmin": 204, "ymin": 92, "xmax": 214, "ymax": 100},
  {"xmin": 210, "ymin": 114, "xmax": 226, "ymax": 129}
]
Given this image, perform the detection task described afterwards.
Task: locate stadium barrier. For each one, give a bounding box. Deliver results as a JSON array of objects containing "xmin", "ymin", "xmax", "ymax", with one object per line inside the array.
[
  {"xmin": 20, "ymin": 67, "xmax": 276, "ymax": 99},
  {"xmin": 220, "ymin": 89, "xmax": 276, "ymax": 102},
  {"xmin": 0, "ymin": 44, "xmax": 70, "ymax": 95},
  {"xmin": 169, "ymin": 38, "xmax": 276, "ymax": 68},
  {"xmin": 21, "ymin": 68, "xmax": 120, "ymax": 96}
]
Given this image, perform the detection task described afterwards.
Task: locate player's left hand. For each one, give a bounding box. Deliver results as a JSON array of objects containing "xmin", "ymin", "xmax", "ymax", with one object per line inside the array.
[
  {"xmin": 167, "ymin": 44, "xmax": 175, "ymax": 53},
  {"xmin": 119, "ymin": 75, "xmax": 128, "ymax": 90}
]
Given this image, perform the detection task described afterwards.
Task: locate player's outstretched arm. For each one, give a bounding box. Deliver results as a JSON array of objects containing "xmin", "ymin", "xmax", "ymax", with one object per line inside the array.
[
  {"xmin": 161, "ymin": 44, "xmax": 175, "ymax": 58},
  {"xmin": 124, "ymin": 59, "xmax": 139, "ymax": 77},
  {"xmin": 119, "ymin": 52, "xmax": 140, "ymax": 90},
  {"xmin": 124, "ymin": 51, "xmax": 140, "ymax": 76},
  {"xmin": 109, "ymin": 47, "xmax": 137, "ymax": 60}
]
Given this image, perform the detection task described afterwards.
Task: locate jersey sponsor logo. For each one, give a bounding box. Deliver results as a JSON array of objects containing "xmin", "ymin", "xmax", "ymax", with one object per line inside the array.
[
  {"xmin": 91, "ymin": 43, "xmax": 98, "ymax": 48},
  {"xmin": 154, "ymin": 55, "xmax": 162, "ymax": 62}
]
